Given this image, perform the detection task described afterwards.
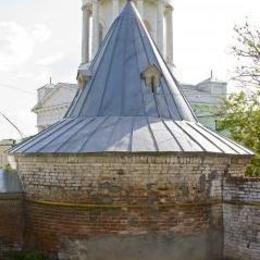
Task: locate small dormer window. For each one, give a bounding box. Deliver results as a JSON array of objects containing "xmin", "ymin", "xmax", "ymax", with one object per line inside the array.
[
  {"xmin": 141, "ymin": 64, "xmax": 162, "ymax": 94},
  {"xmin": 77, "ymin": 72, "xmax": 91, "ymax": 89}
]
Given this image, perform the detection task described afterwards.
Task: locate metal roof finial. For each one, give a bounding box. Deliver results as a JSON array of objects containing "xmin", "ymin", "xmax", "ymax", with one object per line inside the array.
[{"xmin": 210, "ymin": 70, "xmax": 213, "ymax": 79}]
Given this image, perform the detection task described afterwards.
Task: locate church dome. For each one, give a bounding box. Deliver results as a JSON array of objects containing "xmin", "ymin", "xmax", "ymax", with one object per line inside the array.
[{"xmin": 11, "ymin": 2, "xmax": 253, "ymax": 155}]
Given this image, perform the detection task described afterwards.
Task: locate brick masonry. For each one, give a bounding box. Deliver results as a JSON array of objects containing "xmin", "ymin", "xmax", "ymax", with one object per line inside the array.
[
  {"xmin": 16, "ymin": 153, "xmax": 249, "ymax": 203},
  {"xmin": 12, "ymin": 153, "xmax": 249, "ymax": 259},
  {"xmin": 1, "ymin": 153, "xmax": 258, "ymax": 259},
  {"xmin": 25, "ymin": 202, "xmax": 222, "ymax": 259},
  {"xmin": 223, "ymin": 177, "xmax": 260, "ymax": 260},
  {"xmin": 0, "ymin": 193, "xmax": 24, "ymax": 259}
]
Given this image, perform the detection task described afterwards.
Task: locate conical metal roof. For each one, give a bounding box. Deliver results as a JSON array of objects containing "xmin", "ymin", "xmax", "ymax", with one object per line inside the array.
[
  {"xmin": 11, "ymin": 2, "xmax": 253, "ymax": 156},
  {"xmin": 68, "ymin": 3, "xmax": 196, "ymax": 121}
]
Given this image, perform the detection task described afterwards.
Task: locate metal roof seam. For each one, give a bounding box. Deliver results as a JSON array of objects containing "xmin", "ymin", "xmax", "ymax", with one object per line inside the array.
[
  {"xmin": 133, "ymin": 19, "xmax": 148, "ymax": 117},
  {"xmin": 64, "ymin": 88, "xmax": 81, "ymax": 118},
  {"xmin": 129, "ymin": 116, "xmax": 135, "ymax": 152},
  {"xmin": 140, "ymin": 8, "xmax": 198, "ymax": 122},
  {"xmin": 189, "ymin": 122, "xmax": 241, "ymax": 154},
  {"xmin": 54, "ymin": 118, "xmax": 96, "ymax": 153},
  {"xmin": 77, "ymin": 18, "xmax": 122, "ymax": 117},
  {"xmin": 89, "ymin": 17, "xmax": 120, "ymax": 74},
  {"xmin": 135, "ymin": 18, "xmax": 183, "ymax": 121},
  {"xmin": 146, "ymin": 117, "xmax": 160, "ymax": 152},
  {"xmin": 161, "ymin": 119, "xmax": 184, "ymax": 152},
  {"xmin": 89, "ymin": 21, "xmax": 116, "ymax": 75},
  {"xmin": 174, "ymin": 121, "xmax": 206, "ymax": 152},
  {"xmin": 119, "ymin": 14, "xmax": 129, "ymax": 117},
  {"xmin": 104, "ymin": 116, "xmax": 122, "ymax": 150},
  {"xmin": 34, "ymin": 119, "xmax": 84, "ymax": 153},
  {"xmin": 159, "ymin": 77, "xmax": 177, "ymax": 120},
  {"xmin": 135, "ymin": 17, "xmax": 160, "ymax": 118},
  {"xmin": 19, "ymin": 119, "xmax": 73, "ymax": 153},
  {"xmin": 153, "ymin": 87, "xmax": 163, "ymax": 119},
  {"xmin": 10, "ymin": 119, "xmax": 63, "ymax": 153},
  {"xmin": 78, "ymin": 116, "xmax": 110, "ymax": 152},
  {"xmin": 185, "ymin": 122, "xmax": 225, "ymax": 153},
  {"xmin": 197, "ymin": 123, "xmax": 253, "ymax": 154},
  {"xmin": 97, "ymin": 17, "xmax": 125, "ymax": 116}
]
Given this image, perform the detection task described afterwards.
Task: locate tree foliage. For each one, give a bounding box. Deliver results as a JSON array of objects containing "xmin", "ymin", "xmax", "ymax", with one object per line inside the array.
[
  {"xmin": 232, "ymin": 22, "xmax": 260, "ymax": 88},
  {"xmin": 219, "ymin": 92, "xmax": 260, "ymax": 176},
  {"xmin": 219, "ymin": 22, "xmax": 260, "ymax": 176}
]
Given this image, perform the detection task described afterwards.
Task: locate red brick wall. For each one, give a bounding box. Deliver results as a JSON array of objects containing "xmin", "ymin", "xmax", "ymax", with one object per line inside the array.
[
  {"xmin": 24, "ymin": 201, "xmax": 222, "ymax": 259},
  {"xmin": 0, "ymin": 194, "xmax": 24, "ymax": 258},
  {"xmin": 15, "ymin": 153, "xmax": 249, "ymax": 258}
]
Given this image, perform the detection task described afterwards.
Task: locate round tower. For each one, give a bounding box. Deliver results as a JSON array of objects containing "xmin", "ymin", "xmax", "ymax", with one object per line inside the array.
[
  {"xmin": 12, "ymin": 2, "xmax": 253, "ymax": 259},
  {"xmin": 81, "ymin": 0, "xmax": 174, "ymax": 66}
]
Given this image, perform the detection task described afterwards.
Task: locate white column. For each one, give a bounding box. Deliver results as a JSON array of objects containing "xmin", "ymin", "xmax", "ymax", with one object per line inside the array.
[
  {"xmin": 82, "ymin": 3, "xmax": 91, "ymax": 63},
  {"xmin": 137, "ymin": 0, "xmax": 144, "ymax": 17},
  {"xmin": 157, "ymin": 1, "xmax": 164, "ymax": 56},
  {"xmin": 91, "ymin": 0, "xmax": 99, "ymax": 59},
  {"xmin": 112, "ymin": 0, "xmax": 120, "ymax": 21},
  {"xmin": 165, "ymin": 6, "xmax": 173, "ymax": 65}
]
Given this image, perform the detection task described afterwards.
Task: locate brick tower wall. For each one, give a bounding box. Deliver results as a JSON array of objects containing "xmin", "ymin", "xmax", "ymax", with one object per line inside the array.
[{"xmin": 15, "ymin": 153, "xmax": 250, "ymax": 260}]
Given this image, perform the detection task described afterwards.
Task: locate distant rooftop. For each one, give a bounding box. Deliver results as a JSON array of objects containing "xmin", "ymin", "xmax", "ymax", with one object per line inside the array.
[{"xmin": 0, "ymin": 139, "xmax": 15, "ymax": 146}]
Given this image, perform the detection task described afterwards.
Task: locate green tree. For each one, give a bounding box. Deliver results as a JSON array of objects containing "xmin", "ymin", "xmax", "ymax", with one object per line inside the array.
[
  {"xmin": 219, "ymin": 22, "xmax": 260, "ymax": 176},
  {"xmin": 232, "ymin": 22, "xmax": 260, "ymax": 88},
  {"xmin": 219, "ymin": 92, "xmax": 260, "ymax": 176}
]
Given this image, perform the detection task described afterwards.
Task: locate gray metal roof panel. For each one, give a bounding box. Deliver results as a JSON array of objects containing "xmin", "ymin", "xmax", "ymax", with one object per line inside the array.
[
  {"xmin": 11, "ymin": 117, "xmax": 254, "ymax": 155},
  {"xmin": 11, "ymin": 2, "xmax": 254, "ymax": 156}
]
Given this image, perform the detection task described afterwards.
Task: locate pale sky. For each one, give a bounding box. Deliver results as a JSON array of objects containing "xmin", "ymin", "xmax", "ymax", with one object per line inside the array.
[{"xmin": 0, "ymin": 0, "xmax": 259, "ymax": 140}]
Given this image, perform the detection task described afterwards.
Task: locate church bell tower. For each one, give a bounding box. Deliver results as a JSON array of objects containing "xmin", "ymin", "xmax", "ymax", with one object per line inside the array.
[{"xmin": 81, "ymin": 0, "xmax": 174, "ymax": 67}]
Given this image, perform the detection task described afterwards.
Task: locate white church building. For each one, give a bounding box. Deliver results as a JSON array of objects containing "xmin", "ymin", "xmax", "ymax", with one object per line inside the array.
[{"xmin": 33, "ymin": 0, "xmax": 227, "ymax": 132}]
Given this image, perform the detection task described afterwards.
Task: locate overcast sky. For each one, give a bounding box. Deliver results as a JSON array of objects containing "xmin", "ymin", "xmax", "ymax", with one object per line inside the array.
[{"xmin": 0, "ymin": 0, "xmax": 259, "ymax": 140}]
